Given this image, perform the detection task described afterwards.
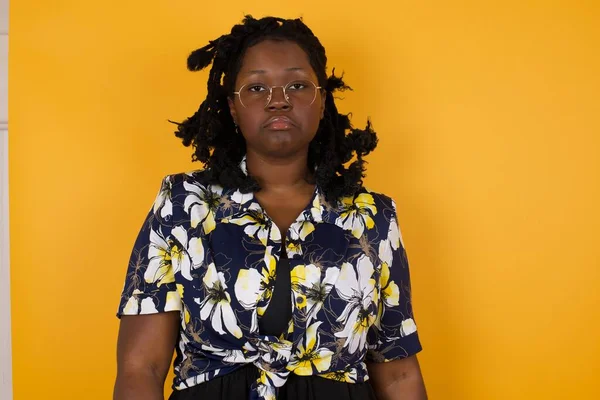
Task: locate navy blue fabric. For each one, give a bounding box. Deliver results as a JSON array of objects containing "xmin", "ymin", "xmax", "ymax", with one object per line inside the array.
[{"xmin": 117, "ymin": 170, "xmax": 422, "ymax": 399}]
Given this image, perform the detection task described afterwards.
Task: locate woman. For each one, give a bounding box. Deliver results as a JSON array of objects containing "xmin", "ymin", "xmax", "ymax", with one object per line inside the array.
[{"xmin": 114, "ymin": 15, "xmax": 427, "ymax": 400}]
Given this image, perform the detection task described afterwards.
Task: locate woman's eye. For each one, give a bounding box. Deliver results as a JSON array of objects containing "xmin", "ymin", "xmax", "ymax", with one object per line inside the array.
[
  {"xmin": 288, "ymin": 83, "xmax": 307, "ymax": 91},
  {"xmin": 247, "ymin": 85, "xmax": 267, "ymax": 93}
]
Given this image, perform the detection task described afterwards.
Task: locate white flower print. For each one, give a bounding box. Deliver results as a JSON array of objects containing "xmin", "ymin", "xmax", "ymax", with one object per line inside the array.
[
  {"xmin": 289, "ymin": 220, "xmax": 315, "ymax": 242},
  {"xmin": 287, "ymin": 321, "xmax": 334, "ymax": 375},
  {"xmin": 391, "ymin": 201, "xmax": 405, "ymax": 248},
  {"xmin": 231, "ymin": 189, "xmax": 253, "ymax": 206},
  {"xmin": 226, "ymin": 203, "xmax": 281, "ymax": 245},
  {"xmin": 334, "ymin": 255, "xmax": 378, "ymax": 354},
  {"xmin": 234, "ymin": 246, "xmax": 277, "ymax": 332},
  {"xmin": 375, "ymin": 214, "xmax": 402, "ymax": 328},
  {"xmin": 144, "ymin": 226, "xmax": 175, "ymax": 286},
  {"xmin": 123, "ymin": 289, "xmax": 143, "ymax": 314},
  {"xmin": 153, "ymin": 176, "xmax": 173, "ymax": 221},
  {"xmin": 257, "ymin": 370, "xmax": 285, "ymax": 400},
  {"xmin": 288, "ymin": 194, "xmax": 322, "ymax": 242},
  {"xmin": 258, "ymin": 340, "xmax": 292, "ymax": 364},
  {"xmin": 170, "ymin": 225, "xmax": 204, "ymax": 281},
  {"xmin": 291, "ymin": 264, "xmax": 340, "ymax": 323},
  {"xmin": 401, "ymin": 318, "xmax": 417, "ymax": 337},
  {"xmin": 122, "ymin": 291, "xmax": 162, "ymax": 314},
  {"xmin": 309, "ymin": 192, "xmax": 324, "ymax": 223},
  {"xmin": 195, "ymin": 263, "xmax": 243, "ymax": 339},
  {"xmin": 378, "ymin": 215, "xmax": 403, "ymax": 266},
  {"xmin": 335, "ymin": 193, "xmax": 377, "ymax": 239},
  {"xmin": 140, "ymin": 297, "xmax": 158, "ymax": 313},
  {"xmin": 183, "ymin": 181, "xmax": 223, "ymax": 234},
  {"xmin": 200, "ymin": 343, "xmax": 248, "ymax": 363}
]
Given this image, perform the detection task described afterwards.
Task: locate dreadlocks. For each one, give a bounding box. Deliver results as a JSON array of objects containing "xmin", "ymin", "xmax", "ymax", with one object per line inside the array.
[{"xmin": 171, "ymin": 15, "xmax": 378, "ymax": 203}]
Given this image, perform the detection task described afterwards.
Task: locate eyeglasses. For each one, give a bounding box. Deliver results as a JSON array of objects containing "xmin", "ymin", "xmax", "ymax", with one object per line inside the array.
[{"xmin": 233, "ymin": 80, "xmax": 322, "ymax": 108}]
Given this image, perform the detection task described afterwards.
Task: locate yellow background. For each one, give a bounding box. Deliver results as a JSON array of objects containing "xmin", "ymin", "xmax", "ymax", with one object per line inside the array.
[{"xmin": 9, "ymin": 1, "xmax": 600, "ymax": 399}]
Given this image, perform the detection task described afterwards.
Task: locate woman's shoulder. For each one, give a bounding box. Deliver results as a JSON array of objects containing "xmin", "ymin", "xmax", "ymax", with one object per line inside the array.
[
  {"xmin": 351, "ymin": 186, "xmax": 398, "ymax": 214},
  {"xmin": 354, "ymin": 186, "xmax": 401, "ymax": 231},
  {"xmin": 159, "ymin": 168, "xmax": 215, "ymax": 194}
]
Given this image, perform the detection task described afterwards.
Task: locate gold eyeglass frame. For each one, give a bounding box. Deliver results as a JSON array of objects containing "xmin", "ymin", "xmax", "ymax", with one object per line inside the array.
[{"xmin": 233, "ymin": 80, "xmax": 323, "ymax": 108}]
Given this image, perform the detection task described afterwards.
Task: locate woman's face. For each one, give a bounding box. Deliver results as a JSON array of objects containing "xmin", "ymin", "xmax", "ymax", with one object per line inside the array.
[{"xmin": 228, "ymin": 40, "xmax": 325, "ymax": 159}]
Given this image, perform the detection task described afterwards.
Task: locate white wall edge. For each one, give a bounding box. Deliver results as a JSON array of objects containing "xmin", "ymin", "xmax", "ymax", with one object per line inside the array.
[
  {"xmin": 0, "ymin": 0, "xmax": 11, "ymax": 396},
  {"xmin": 0, "ymin": 130, "xmax": 11, "ymax": 400}
]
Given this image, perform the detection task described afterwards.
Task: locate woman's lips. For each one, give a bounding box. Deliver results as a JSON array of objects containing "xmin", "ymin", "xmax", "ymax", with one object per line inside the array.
[{"xmin": 264, "ymin": 116, "xmax": 294, "ymax": 130}]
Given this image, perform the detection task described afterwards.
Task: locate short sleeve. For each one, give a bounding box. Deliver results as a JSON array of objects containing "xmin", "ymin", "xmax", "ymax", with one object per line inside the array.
[
  {"xmin": 366, "ymin": 199, "xmax": 422, "ymax": 362},
  {"xmin": 116, "ymin": 175, "xmax": 182, "ymax": 318}
]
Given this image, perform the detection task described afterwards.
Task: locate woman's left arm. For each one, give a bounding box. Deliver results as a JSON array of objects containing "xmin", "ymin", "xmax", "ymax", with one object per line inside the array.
[{"xmin": 367, "ymin": 355, "xmax": 427, "ymax": 400}]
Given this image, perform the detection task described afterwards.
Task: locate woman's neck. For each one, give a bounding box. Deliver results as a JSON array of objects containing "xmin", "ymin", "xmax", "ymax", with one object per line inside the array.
[{"xmin": 245, "ymin": 150, "xmax": 313, "ymax": 193}]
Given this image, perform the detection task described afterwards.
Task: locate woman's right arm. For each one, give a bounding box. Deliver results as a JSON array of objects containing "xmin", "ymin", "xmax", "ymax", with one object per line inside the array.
[{"xmin": 113, "ymin": 312, "xmax": 180, "ymax": 400}]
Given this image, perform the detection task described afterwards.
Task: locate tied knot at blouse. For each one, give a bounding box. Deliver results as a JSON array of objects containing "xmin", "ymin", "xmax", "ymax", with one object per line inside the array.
[{"xmin": 117, "ymin": 166, "xmax": 422, "ymax": 400}]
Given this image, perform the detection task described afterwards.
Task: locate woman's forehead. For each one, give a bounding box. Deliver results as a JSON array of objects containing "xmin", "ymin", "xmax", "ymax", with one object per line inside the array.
[{"xmin": 238, "ymin": 40, "xmax": 315, "ymax": 77}]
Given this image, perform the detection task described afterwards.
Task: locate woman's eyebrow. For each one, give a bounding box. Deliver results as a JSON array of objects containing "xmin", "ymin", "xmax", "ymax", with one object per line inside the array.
[{"xmin": 243, "ymin": 67, "xmax": 307, "ymax": 75}]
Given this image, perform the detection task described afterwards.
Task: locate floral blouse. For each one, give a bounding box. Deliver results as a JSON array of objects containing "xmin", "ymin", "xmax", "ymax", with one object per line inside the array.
[{"xmin": 117, "ymin": 164, "xmax": 422, "ymax": 400}]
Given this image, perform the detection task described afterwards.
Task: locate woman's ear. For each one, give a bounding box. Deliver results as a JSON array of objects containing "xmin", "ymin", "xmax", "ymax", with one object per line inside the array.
[{"xmin": 228, "ymin": 97, "xmax": 238, "ymax": 125}]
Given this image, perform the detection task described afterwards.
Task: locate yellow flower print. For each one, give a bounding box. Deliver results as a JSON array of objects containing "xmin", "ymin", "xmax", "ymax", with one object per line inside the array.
[
  {"xmin": 374, "ymin": 261, "xmax": 400, "ymax": 330},
  {"xmin": 319, "ymin": 367, "xmax": 358, "ymax": 383},
  {"xmin": 291, "ymin": 264, "xmax": 339, "ymax": 322},
  {"xmin": 171, "ymin": 244, "xmax": 183, "ymax": 266},
  {"xmin": 295, "ymin": 294, "xmax": 307, "ymax": 309},
  {"xmin": 380, "ymin": 262, "xmax": 400, "ymax": 307},
  {"xmin": 289, "ymin": 220, "xmax": 315, "ymax": 242},
  {"xmin": 286, "ymin": 240, "xmax": 302, "ymax": 258},
  {"xmin": 256, "ymin": 370, "xmax": 279, "ymax": 400},
  {"xmin": 335, "ymin": 193, "xmax": 377, "ymax": 238},
  {"xmin": 259, "ymin": 246, "xmax": 278, "ymax": 308},
  {"xmin": 287, "ymin": 321, "xmax": 334, "ymax": 375},
  {"xmin": 175, "ymin": 283, "xmax": 190, "ymax": 324}
]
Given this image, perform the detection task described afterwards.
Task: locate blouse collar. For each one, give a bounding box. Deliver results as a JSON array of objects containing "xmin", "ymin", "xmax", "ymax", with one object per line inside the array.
[{"xmin": 216, "ymin": 155, "xmax": 337, "ymax": 226}]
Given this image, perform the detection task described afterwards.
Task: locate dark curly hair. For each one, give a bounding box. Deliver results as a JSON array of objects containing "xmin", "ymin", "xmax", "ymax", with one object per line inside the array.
[{"xmin": 171, "ymin": 15, "xmax": 378, "ymax": 204}]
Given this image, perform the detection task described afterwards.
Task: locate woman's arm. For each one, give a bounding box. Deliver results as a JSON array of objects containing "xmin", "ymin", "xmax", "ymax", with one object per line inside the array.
[
  {"xmin": 367, "ymin": 355, "xmax": 427, "ymax": 400},
  {"xmin": 113, "ymin": 312, "xmax": 180, "ymax": 400}
]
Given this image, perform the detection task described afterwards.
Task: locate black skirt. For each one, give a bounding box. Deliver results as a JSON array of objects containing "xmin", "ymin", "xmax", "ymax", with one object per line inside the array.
[
  {"xmin": 168, "ymin": 363, "xmax": 377, "ymax": 400},
  {"xmin": 169, "ymin": 258, "xmax": 377, "ymax": 399}
]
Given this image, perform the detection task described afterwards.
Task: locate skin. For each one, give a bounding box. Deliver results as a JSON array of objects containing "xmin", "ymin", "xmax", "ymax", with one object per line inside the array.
[
  {"xmin": 114, "ymin": 39, "xmax": 426, "ymax": 400},
  {"xmin": 367, "ymin": 356, "xmax": 428, "ymax": 400},
  {"xmin": 113, "ymin": 312, "xmax": 179, "ymax": 400}
]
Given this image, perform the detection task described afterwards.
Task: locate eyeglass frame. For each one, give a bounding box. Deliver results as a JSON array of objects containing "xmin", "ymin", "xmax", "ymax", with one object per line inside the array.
[{"xmin": 232, "ymin": 80, "xmax": 323, "ymax": 108}]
